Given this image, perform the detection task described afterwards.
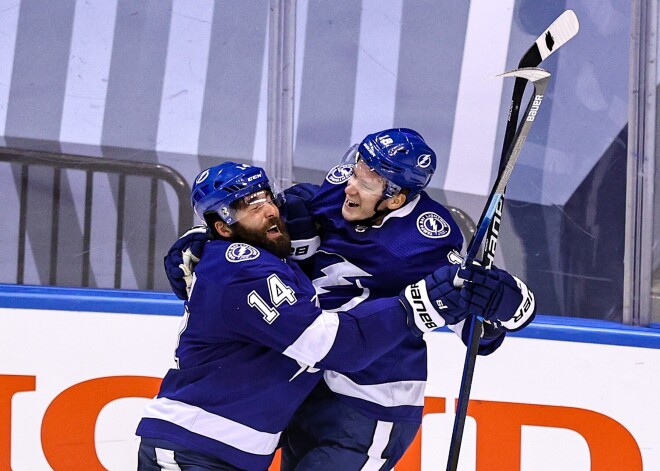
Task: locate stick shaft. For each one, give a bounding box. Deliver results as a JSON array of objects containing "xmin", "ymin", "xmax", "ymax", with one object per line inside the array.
[{"xmin": 445, "ymin": 73, "xmax": 550, "ymax": 471}]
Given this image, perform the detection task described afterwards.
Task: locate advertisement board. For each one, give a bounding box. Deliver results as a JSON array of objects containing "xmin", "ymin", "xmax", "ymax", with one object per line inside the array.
[{"xmin": 2, "ymin": 305, "xmax": 657, "ymax": 470}]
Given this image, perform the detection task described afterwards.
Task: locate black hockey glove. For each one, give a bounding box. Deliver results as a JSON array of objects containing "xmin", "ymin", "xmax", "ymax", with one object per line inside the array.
[
  {"xmin": 448, "ymin": 317, "xmax": 506, "ymax": 356},
  {"xmin": 400, "ymin": 264, "xmax": 468, "ymax": 336},
  {"xmin": 164, "ymin": 225, "xmax": 211, "ymax": 300},
  {"xmin": 457, "ymin": 264, "xmax": 536, "ymax": 331},
  {"xmin": 283, "ymin": 185, "xmax": 320, "ymax": 261}
]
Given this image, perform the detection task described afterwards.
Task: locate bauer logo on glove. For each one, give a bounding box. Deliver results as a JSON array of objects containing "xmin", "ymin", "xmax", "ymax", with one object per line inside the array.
[{"xmin": 406, "ymin": 280, "xmax": 440, "ymax": 330}]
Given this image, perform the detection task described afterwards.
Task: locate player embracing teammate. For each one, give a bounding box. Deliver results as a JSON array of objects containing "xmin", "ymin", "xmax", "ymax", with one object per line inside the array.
[{"xmin": 137, "ymin": 128, "xmax": 535, "ymax": 470}]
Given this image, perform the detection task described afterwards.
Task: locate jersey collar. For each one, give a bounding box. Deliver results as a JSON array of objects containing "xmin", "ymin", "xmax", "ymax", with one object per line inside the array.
[{"xmin": 371, "ymin": 194, "xmax": 421, "ymax": 229}]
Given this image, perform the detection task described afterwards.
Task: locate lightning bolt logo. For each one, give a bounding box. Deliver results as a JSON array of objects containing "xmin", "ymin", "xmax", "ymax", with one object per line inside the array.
[
  {"xmin": 416, "ymin": 212, "xmax": 451, "ymax": 239},
  {"xmin": 417, "ymin": 154, "xmax": 432, "ymax": 168},
  {"xmin": 226, "ymin": 243, "xmax": 260, "ymax": 262},
  {"xmin": 312, "ymin": 251, "xmax": 372, "ymax": 311},
  {"xmin": 326, "ymin": 164, "xmax": 354, "ymax": 185}
]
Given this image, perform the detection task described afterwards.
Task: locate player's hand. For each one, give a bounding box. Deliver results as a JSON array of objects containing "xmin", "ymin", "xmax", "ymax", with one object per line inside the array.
[
  {"xmin": 400, "ymin": 264, "xmax": 468, "ymax": 335},
  {"xmin": 457, "ymin": 264, "xmax": 536, "ymax": 331},
  {"xmin": 164, "ymin": 225, "xmax": 210, "ymax": 300},
  {"xmin": 283, "ymin": 193, "xmax": 320, "ymax": 261}
]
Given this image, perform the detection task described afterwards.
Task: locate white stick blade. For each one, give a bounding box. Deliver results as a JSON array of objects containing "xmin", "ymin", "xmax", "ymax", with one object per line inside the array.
[
  {"xmin": 537, "ymin": 10, "xmax": 580, "ymax": 61},
  {"xmin": 496, "ymin": 67, "xmax": 551, "ymax": 82}
]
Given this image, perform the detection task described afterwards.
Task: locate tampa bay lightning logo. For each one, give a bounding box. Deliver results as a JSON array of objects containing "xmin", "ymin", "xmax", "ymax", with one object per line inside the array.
[
  {"xmin": 195, "ymin": 169, "xmax": 210, "ymax": 184},
  {"xmin": 226, "ymin": 243, "xmax": 260, "ymax": 262},
  {"xmin": 312, "ymin": 251, "xmax": 371, "ymax": 311},
  {"xmin": 416, "ymin": 212, "xmax": 451, "ymax": 239},
  {"xmin": 326, "ymin": 164, "xmax": 354, "ymax": 185},
  {"xmin": 417, "ymin": 154, "xmax": 432, "ymax": 168}
]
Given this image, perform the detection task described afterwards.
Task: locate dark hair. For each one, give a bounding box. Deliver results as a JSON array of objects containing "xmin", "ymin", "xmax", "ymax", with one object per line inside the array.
[{"xmin": 203, "ymin": 212, "xmax": 224, "ymax": 239}]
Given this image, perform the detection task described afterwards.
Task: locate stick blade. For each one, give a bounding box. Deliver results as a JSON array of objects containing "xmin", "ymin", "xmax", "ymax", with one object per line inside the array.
[
  {"xmin": 496, "ymin": 67, "xmax": 551, "ymax": 82},
  {"xmin": 536, "ymin": 10, "xmax": 580, "ymax": 61}
]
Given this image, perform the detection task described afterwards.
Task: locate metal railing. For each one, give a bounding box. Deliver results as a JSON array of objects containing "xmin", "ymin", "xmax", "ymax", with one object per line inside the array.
[{"xmin": 0, "ymin": 148, "xmax": 191, "ymax": 290}]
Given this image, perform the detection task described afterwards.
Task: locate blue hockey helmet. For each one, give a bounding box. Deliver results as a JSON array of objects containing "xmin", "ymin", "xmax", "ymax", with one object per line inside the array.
[
  {"xmin": 191, "ymin": 162, "xmax": 282, "ymax": 225},
  {"xmin": 352, "ymin": 128, "xmax": 437, "ymax": 201}
]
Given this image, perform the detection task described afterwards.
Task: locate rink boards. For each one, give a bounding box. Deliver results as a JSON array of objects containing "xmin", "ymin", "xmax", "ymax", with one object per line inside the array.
[{"xmin": 1, "ymin": 287, "xmax": 658, "ymax": 471}]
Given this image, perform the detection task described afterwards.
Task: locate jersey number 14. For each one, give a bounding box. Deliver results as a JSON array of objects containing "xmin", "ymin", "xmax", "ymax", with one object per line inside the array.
[{"xmin": 247, "ymin": 274, "xmax": 297, "ymax": 324}]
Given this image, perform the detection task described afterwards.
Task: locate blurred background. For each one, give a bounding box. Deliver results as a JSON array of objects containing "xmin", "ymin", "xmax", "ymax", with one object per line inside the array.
[{"xmin": 0, "ymin": 0, "xmax": 656, "ymax": 327}]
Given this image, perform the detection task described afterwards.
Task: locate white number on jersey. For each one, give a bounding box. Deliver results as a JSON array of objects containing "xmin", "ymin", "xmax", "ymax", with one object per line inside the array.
[{"xmin": 248, "ymin": 274, "xmax": 297, "ymax": 324}]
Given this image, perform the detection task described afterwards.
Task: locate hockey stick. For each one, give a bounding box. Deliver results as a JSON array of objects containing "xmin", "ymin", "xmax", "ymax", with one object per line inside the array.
[
  {"xmin": 446, "ymin": 14, "xmax": 579, "ymax": 470},
  {"xmin": 446, "ymin": 67, "xmax": 551, "ymax": 471},
  {"xmin": 483, "ymin": 10, "xmax": 580, "ymax": 267}
]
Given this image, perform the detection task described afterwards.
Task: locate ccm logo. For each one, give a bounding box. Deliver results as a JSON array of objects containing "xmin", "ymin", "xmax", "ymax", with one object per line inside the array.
[
  {"xmin": 409, "ymin": 283, "xmax": 438, "ymax": 329},
  {"xmin": 247, "ymin": 172, "xmax": 263, "ymax": 182}
]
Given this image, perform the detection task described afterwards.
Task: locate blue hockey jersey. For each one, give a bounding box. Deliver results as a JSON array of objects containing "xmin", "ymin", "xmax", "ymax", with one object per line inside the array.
[
  {"xmin": 302, "ymin": 166, "xmax": 465, "ymax": 423},
  {"xmin": 136, "ymin": 239, "xmax": 412, "ymax": 470}
]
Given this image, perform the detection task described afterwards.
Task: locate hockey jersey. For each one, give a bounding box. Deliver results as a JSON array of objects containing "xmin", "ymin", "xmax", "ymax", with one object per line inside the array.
[
  {"xmin": 300, "ymin": 166, "xmax": 465, "ymax": 423},
  {"xmin": 136, "ymin": 239, "xmax": 412, "ymax": 470}
]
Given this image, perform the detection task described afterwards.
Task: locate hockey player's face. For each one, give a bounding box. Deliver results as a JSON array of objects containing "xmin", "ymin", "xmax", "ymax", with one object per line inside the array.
[
  {"xmin": 342, "ymin": 160, "xmax": 388, "ymax": 221},
  {"xmin": 232, "ymin": 192, "xmax": 291, "ymax": 258}
]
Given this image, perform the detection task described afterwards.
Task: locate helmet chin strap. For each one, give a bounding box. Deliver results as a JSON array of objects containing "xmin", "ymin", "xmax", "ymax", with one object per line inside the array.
[{"xmin": 353, "ymin": 197, "xmax": 391, "ymax": 226}]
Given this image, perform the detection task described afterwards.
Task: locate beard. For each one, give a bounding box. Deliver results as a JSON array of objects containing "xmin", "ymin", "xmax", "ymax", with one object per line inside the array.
[{"xmin": 231, "ymin": 216, "xmax": 292, "ymax": 259}]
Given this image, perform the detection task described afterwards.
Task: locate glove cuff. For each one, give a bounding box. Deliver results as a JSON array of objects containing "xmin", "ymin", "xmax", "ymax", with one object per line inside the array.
[
  {"xmin": 290, "ymin": 236, "xmax": 321, "ymax": 261},
  {"xmin": 403, "ymin": 279, "xmax": 447, "ymax": 333},
  {"xmin": 498, "ymin": 275, "xmax": 536, "ymax": 331}
]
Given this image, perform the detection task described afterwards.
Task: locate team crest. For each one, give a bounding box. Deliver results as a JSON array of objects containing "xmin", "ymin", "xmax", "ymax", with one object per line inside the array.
[
  {"xmin": 226, "ymin": 243, "xmax": 260, "ymax": 262},
  {"xmin": 417, "ymin": 154, "xmax": 432, "ymax": 168},
  {"xmin": 195, "ymin": 169, "xmax": 210, "ymax": 184},
  {"xmin": 416, "ymin": 212, "xmax": 451, "ymax": 239},
  {"xmin": 326, "ymin": 164, "xmax": 354, "ymax": 185}
]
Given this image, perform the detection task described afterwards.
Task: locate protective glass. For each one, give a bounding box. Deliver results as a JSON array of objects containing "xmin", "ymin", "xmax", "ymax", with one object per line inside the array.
[
  {"xmin": 219, "ymin": 183, "xmax": 285, "ymax": 224},
  {"xmin": 340, "ymin": 144, "xmax": 401, "ymax": 199}
]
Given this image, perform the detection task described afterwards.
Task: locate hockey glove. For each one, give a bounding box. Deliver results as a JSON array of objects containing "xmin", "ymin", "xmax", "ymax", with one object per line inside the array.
[
  {"xmin": 164, "ymin": 225, "xmax": 210, "ymax": 300},
  {"xmin": 457, "ymin": 264, "xmax": 536, "ymax": 331},
  {"xmin": 283, "ymin": 185, "xmax": 320, "ymax": 261},
  {"xmin": 448, "ymin": 318, "xmax": 506, "ymax": 356},
  {"xmin": 400, "ymin": 264, "xmax": 469, "ymax": 336}
]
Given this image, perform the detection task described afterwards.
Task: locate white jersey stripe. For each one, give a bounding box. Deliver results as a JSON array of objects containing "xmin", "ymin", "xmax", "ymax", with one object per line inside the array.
[
  {"xmin": 360, "ymin": 421, "xmax": 394, "ymax": 471},
  {"xmin": 155, "ymin": 448, "xmax": 182, "ymax": 470},
  {"xmin": 143, "ymin": 397, "xmax": 281, "ymax": 456},
  {"xmin": 283, "ymin": 311, "xmax": 340, "ymax": 367},
  {"xmin": 324, "ymin": 371, "xmax": 426, "ymax": 407}
]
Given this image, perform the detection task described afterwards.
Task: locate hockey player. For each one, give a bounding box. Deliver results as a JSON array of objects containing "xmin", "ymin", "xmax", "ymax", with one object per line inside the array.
[
  {"xmin": 279, "ymin": 129, "xmax": 535, "ymax": 471},
  {"xmin": 137, "ymin": 161, "xmax": 526, "ymax": 471},
  {"xmin": 163, "ymin": 130, "xmax": 536, "ymax": 470}
]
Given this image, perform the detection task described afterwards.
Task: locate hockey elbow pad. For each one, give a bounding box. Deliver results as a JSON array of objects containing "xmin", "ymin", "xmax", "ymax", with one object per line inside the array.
[{"xmin": 401, "ymin": 264, "xmax": 468, "ymax": 336}]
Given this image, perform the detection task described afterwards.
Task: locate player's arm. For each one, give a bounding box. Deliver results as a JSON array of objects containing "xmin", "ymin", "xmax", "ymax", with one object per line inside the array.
[
  {"xmin": 211, "ymin": 263, "xmax": 408, "ymax": 372},
  {"xmin": 399, "ymin": 262, "xmax": 535, "ymax": 345},
  {"xmin": 282, "ymin": 183, "xmax": 321, "ymax": 263},
  {"xmin": 212, "ymin": 261, "xmax": 470, "ymax": 373}
]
